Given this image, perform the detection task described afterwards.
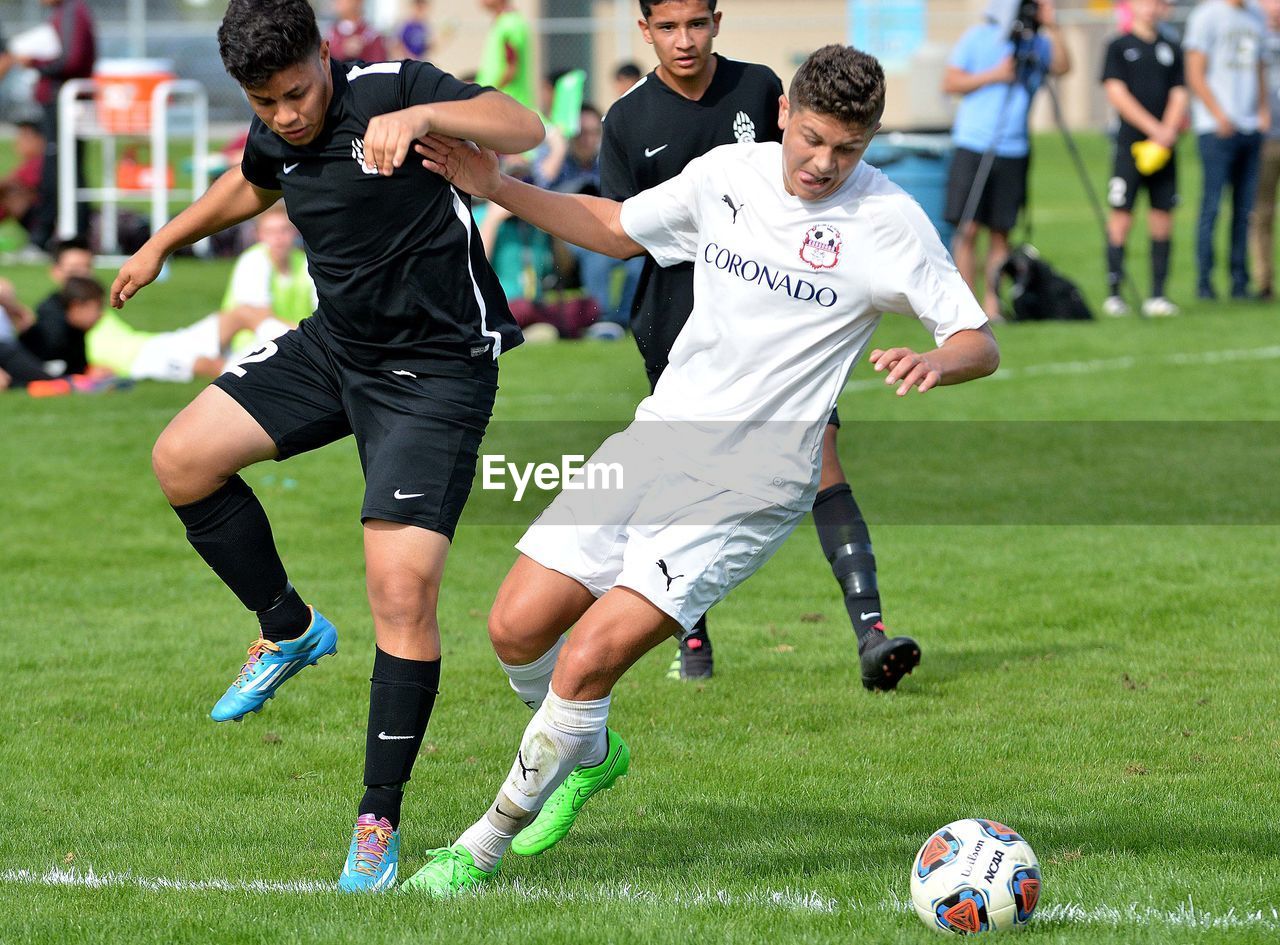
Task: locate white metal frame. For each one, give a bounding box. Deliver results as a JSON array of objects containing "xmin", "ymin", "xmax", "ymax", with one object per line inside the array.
[{"xmin": 57, "ymin": 78, "xmax": 211, "ymax": 259}]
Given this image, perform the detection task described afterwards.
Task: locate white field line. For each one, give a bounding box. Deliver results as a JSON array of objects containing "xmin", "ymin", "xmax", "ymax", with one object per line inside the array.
[
  {"xmin": 499, "ymin": 345, "xmax": 1280, "ymax": 406},
  {"xmin": 4, "ymin": 867, "xmax": 1279, "ymax": 930}
]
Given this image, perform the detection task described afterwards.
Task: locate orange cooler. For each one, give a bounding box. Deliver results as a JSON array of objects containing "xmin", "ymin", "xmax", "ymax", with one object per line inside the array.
[{"xmin": 95, "ymin": 59, "xmax": 176, "ymax": 134}]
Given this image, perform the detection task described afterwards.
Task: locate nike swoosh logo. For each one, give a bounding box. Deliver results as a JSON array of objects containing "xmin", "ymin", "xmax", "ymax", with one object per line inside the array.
[
  {"xmin": 860, "ymin": 612, "xmax": 881, "ymax": 621},
  {"xmin": 571, "ymin": 749, "xmax": 625, "ymax": 811},
  {"xmin": 393, "ymin": 489, "xmax": 425, "ymax": 500},
  {"xmin": 644, "ymin": 145, "xmax": 668, "ymax": 157},
  {"xmin": 377, "ymin": 731, "xmax": 414, "ymax": 740},
  {"xmin": 283, "ymin": 163, "xmax": 299, "ymax": 174}
]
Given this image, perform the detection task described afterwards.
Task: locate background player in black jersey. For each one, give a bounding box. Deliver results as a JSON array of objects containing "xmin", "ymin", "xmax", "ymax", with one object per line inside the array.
[
  {"xmin": 110, "ymin": 0, "xmax": 543, "ymax": 892},
  {"xmin": 601, "ymin": 0, "xmax": 918, "ymax": 688},
  {"xmin": 1100, "ymin": 0, "xmax": 1188, "ymax": 318}
]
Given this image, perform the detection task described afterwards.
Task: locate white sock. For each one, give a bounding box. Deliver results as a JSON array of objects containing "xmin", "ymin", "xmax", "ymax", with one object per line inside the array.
[
  {"xmin": 498, "ymin": 635, "xmax": 565, "ymax": 711},
  {"xmin": 456, "ymin": 687, "xmax": 610, "ymax": 871}
]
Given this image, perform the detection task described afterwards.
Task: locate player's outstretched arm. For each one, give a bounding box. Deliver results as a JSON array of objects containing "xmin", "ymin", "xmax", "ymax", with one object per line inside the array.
[
  {"xmin": 362, "ymin": 91, "xmax": 545, "ymax": 178},
  {"xmin": 870, "ymin": 325, "xmax": 999, "ymax": 397},
  {"xmin": 110, "ymin": 168, "xmax": 279, "ymax": 309},
  {"xmin": 417, "ymin": 134, "xmax": 643, "ymax": 260}
]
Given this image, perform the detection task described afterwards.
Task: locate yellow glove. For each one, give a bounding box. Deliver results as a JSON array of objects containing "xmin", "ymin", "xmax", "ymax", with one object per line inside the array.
[{"xmin": 1131, "ymin": 139, "xmax": 1172, "ymax": 176}]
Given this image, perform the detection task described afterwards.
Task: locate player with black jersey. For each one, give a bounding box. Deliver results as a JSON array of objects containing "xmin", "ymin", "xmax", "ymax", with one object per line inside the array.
[
  {"xmin": 601, "ymin": 0, "xmax": 919, "ymax": 688},
  {"xmin": 1100, "ymin": 0, "xmax": 1187, "ymax": 318},
  {"xmin": 110, "ymin": 0, "xmax": 543, "ymax": 893}
]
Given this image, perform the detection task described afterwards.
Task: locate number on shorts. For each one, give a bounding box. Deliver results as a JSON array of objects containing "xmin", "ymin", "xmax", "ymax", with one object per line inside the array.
[
  {"xmin": 224, "ymin": 340, "xmax": 279, "ymax": 378},
  {"xmin": 1108, "ymin": 176, "xmax": 1128, "ymax": 209}
]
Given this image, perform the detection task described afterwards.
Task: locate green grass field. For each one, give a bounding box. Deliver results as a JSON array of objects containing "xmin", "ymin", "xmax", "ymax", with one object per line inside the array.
[{"xmin": 1, "ymin": 135, "xmax": 1278, "ymax": 943}]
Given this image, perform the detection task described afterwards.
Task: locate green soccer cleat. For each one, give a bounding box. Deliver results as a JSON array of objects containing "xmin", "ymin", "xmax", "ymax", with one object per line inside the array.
[
  {"xmin": 511, "ymin": 729, "xmax": 630, "ymax": 857},
  {"xmin": 399, "ymin": 845, "xmax": 495, "ymax": 897}
]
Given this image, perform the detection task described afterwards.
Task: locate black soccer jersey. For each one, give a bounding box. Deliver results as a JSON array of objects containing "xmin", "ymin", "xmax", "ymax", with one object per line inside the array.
[
  {"xmin": 600, "ymin": 55, "xmax": 783, "ymax": 377},
  {"xmin": 1101, "ymin": 33, "xmax": 1185, "ymax": 146},
  {"xmin": 241, "ymin": 58, "xmax": 521, "ymax": 371}
]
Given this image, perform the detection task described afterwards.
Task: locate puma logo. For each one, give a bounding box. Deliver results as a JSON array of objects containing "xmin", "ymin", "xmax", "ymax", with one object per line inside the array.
[
  {"xmin": 657, "ymin": 559, "xmax": 684, "ymax": 592},
  {"xmin": 517, "ymin": 750, "xmax": 538, "ymax": 781},
  {"xmin": 722, "ymin": 194, "xmax": 744, "ymax": 223}
]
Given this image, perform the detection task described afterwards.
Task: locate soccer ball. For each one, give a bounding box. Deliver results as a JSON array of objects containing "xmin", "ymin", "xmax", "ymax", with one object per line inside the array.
[{"xmin": 909, "ymin": 818, "xmax": 1042, "ymax": 933}]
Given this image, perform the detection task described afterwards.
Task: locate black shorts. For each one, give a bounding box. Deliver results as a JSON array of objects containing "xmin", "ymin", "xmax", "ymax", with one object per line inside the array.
[
  {"xmin": 1108, "ymin": 139, "xmax": 1178, "ymax": 212},
  {"xmin": 944, "ymin": 147, "xmax": 1029, "ymax": 233},
  {"xmin": 213, "ymin": 318, "xmax": 498, "ymax": 540}
]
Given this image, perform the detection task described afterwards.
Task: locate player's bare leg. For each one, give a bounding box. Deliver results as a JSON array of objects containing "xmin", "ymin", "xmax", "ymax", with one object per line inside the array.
[
  {"xmin": 153, "ymin": 385, "xmax": 334, "ymax": 722},
  {"xmin": 813, "ymin": 423, "xmax": 919, "ymax": 691},
  {"xmin": 340, "ymin": 522, "xmax": 451, "ymax": 892},
  {"xmin": 402, "ymin": 588, "xmax": 677, "ymax": 894},
  {"xmin": 984, "ymin": 229, "xmax": 1010, "ymax": 320},
  {"xmin": 488, "ymin": 554, "xmax": 597, "ymax": 709}
]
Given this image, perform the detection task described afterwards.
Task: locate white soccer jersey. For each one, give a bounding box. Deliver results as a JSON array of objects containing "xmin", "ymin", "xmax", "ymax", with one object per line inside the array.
[{"xmin": 619, "ymin": 141, "xmax": 989, "ymax": 510}]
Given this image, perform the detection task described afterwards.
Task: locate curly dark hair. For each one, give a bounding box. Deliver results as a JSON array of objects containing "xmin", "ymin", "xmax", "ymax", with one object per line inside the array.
[
  {"xmin": 789, "ymin": 45, "xmax": 886, "ymax": 130},
  {"xmin": 639, "ymin": 0, "xmax": 716, "ymax": 19},
  {"xmin": 218, "ymin": 0, "xmax": 322, "ymax": 89}
]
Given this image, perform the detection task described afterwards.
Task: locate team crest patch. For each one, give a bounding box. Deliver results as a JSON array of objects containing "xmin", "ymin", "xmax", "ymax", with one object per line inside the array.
[
  {"xmin": 799, "ymin": 225, "xmax": 841, "ymax": 270},
  {"xmin": 1156, "ymin": 42, "xmax": 1174, "ymax": 67},
  {"xmin": 351, "ymin": 138, "xmax": 379, "ymax": 175},
  {"xmin": 733, "ymin": 110, "xmax": 757, "ymax": 143}
]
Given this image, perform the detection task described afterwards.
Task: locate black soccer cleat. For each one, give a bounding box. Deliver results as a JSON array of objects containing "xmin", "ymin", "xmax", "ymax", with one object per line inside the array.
[
  {"xmin": 858, "ymin": 622, "xmax": 920, "ymax": 691},
  {"xmin": 666, "ymin": 632, "xmax": 713, "ymax": 680}
]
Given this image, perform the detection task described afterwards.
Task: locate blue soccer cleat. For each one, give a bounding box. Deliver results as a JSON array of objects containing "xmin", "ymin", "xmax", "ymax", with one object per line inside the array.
[
  {"xmin": 339, "ymin": 814, "xmax": 399, "ymax": 892},
  {"xmin": 210, "ymin": 608, "xmax": 338, "ymax": 722}
]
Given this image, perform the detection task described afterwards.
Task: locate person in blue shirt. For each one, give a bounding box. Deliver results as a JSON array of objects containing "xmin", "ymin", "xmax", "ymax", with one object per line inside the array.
[{"xmin": 942, "ymin": 0, "xmax": 1071, "ymax": 317}]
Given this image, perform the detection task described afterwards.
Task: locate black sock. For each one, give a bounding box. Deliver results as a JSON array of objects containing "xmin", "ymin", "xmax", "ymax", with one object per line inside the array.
[
  {"xmin": 171, "ymin": 475, "xmax": 311, "ymax": 640},
  {"xmin": 1151, "ymin": 239, "xmax": 1171, "ymax": 298},
  {"xmin": 680, "ymin": 613, "xmax": 711, "ymax": 648},
  {"xmin": 360, "ymin": 648, "xmax": 441, "ymax": 829},
  {"xmin": 1106, "ymin": 243, "xmax": 1125, "ymax": 296},
  {"xmin": 813, "ymin": 483, "xmax": 882, "ymax": 640}
]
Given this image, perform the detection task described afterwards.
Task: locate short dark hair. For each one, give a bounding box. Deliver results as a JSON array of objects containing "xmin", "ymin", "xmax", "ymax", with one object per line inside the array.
[
  {"xmin": 615, "ymin": 62, "xmax": 642, "ymax": 82},
  {"xmin": 789, "ymin": 45, "xmax": 885, "ymax": 130},
  {"xmin": 639, "ymin": 0, "xmax": 716, "ymax": 19},
  {"xmin": 50, "ymin": 236, "xmax": 91, "ymax": 264},
  {"xmin": 61, "ymin": 275, "xmax": 104, "ymax": 306},
  {"xmin": 218, "ymin": 0, "xmax": 322, "ymax": 89}
]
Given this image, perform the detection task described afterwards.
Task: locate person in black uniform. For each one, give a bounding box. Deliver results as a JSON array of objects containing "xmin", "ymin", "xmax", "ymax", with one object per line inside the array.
[
  {"xmin": 1100, "ymin": 0, "xmax": 1188, "ymax": 318},
  {"xmin": 110, "ymin": 0, "xmax": 543, "ymax": 892},
  {"xmin": 601, "ymin": 0, "xmax": 919, "ymax": 689}
]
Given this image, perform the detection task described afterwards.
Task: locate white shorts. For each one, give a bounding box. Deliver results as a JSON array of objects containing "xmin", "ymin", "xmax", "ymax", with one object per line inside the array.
[
  {"xmin": 129, "ymin": 314, "xmax": 221, "ymax": 383},
  {"xmin": 515, "ymin": 430, "xmax": 803, "ymax": 631}
]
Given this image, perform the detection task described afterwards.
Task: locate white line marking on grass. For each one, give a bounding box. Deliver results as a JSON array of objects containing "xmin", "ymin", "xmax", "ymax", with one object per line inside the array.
[
  {"xmin": 5, "ymin": 867, "xmax": 1279, "ymax": 930},
  {"xmin": 842, "ymin": 345, "xmax": 1280, "ymax": 394}
]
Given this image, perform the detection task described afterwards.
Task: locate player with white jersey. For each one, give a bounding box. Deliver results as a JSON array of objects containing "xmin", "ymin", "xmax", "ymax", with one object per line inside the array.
[
  {"xmin": 603, "ymin": 0, "xmax": 919, "ymax": 689},
  {"xmin": 403, "ymin": 44, "xmax": 999, "ymax": 894}
]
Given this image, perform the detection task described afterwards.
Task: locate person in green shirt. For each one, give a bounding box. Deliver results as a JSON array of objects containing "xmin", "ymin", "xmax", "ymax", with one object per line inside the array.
[
  {"xmin": 476, "ymin": 0, "xmax": 534, "ymax": 109},
  {"xmin": 90, "ymin": 206, "xmax": 312, "ymax": 381}
]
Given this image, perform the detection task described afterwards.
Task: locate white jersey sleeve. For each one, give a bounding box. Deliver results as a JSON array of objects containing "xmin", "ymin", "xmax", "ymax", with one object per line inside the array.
[
  {"xmin": 868, "ymin": 192, "xmax": 988, "ymax": 344},
  {"xmin": 224, "ymin": 247, "xmax": 274, "ymax": 310},
  {"xmin": 618, "ymin": 155, "xmax": 708, "ymax": 267}
]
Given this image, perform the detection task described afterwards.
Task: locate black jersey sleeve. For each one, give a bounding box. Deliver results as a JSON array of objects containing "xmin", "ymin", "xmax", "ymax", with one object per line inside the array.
[
  {"xmin": 1170, "ymin": 41, "xmax": 1185, "ymax": 88},
  {"xmin": 240, "ymin": 121, "xmax": 282, "ymax": 191},
  {"xmin": 763, "ymin": 69, "xmax": 784, "ymax": 144},
  {"xmin": 401, "ymin": 59, "xmax": 490, "ymax": 108},
  {"xmin": 600, "ymin": 106, "xmax": 638, "ymax": 202},
  {"xmin": 1100, "ymin": 37, "xmax": 1125, "ymax": 84}
]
